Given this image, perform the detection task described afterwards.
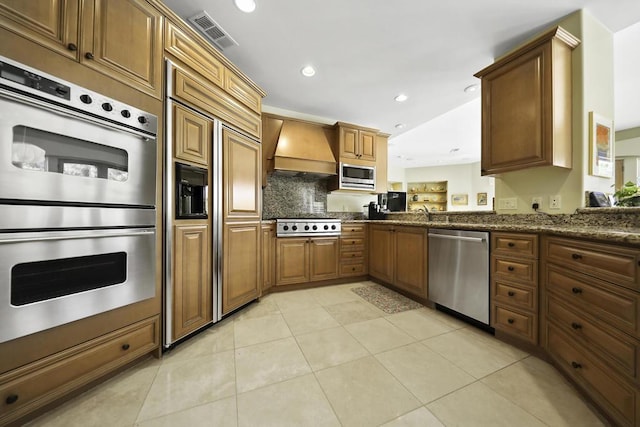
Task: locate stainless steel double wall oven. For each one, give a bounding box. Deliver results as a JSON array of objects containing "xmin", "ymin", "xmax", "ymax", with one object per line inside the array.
[{"xmin": 0, "ymin": 56, "xmax": 158, "ymax": 344}]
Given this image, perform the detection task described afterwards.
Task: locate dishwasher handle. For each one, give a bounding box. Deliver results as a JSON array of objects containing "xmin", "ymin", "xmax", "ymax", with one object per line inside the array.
[{"xmin": 428, "ymin": 233, "xmax": 486, "ymax": 243}]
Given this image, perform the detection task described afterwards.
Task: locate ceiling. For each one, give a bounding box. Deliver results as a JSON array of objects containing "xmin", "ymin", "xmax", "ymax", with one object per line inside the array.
[{"xmin": 162, "ymin": 0, "xmax": 640, "ymax": 169}]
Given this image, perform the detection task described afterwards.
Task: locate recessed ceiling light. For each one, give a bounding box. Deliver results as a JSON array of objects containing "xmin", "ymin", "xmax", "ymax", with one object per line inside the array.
[
  {"xmin": 449, "ymin": 148, "xmax": 460, "ymax": 153},
  {"xmin": 234, "ymin": 0, "xmax": 256, "ymax": 13},
  {"xmin": 464, "ymin": 84, "xmax": 479, "ymax": 93},
  {"xmin": 394, "ymin": 94, "xmax": 408, "ymax": 102},
  {"xmin": 300, "ymin": 65, "xmax": 316, "ymax": 77},
  {"xmin": 395, "ymin": 123, "xmax": 406, "ymax": 129}
]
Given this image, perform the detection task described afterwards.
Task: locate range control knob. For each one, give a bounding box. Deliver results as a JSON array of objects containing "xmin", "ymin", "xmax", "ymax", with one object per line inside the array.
[
  {"xmin": 312, "ymin": 225, "xmax": 318, "ymax": 230},
  {"xmin": 283, "ymin": 225, "xmax": 289, "ymax": 231},
  {"xmin": 292, "ymin": 225, "xmax": 298, "ymax": 231},
  {"xmin": 304, "ymin": 225, "xmax": 310, "ymax": 231},
  {"xmin": 101, "ymin": 102, "xmax": 113, "ymax": 112},
  {"xmin": 121, "ymin": 110, "xmax": 131, "ymax": 118},
  {"xmin": 331, "ymin": 225, "xmax": 336, "ymax": 230},
  {"xmin": 138, "ymin": 116, "xmax": 148, "ymax": 124},
  {"xmin": 80, "ymin": 94, "xmax": 92, "ymax": 104},
  {"xmin": 324, "ymin": 225, "xmax": 329, "ymax": 230}
]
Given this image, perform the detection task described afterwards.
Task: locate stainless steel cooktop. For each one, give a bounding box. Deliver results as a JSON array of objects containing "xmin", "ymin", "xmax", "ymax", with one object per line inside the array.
[{"xmin": 276, "ymin": 218, "xmax": 341, "ymax": 237}]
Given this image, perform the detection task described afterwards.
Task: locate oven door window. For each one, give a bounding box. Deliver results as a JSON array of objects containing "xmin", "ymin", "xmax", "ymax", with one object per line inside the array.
[
  {"xmin": 11, "ymin": 252, "xmax": 127, "ymax": 306},
  {"xmin": 11, "ymin": 125, "xmax": 129, "ymax": 181}
]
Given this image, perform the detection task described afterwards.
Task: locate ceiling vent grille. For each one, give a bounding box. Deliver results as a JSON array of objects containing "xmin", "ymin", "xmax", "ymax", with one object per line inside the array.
[{"xmin": 188, "ymin": 11, "xmax": 238, "ymax": 51}]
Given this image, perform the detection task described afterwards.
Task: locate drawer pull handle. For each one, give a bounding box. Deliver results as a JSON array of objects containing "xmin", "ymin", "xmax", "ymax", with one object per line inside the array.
[
  {"xmin": 507, "ymin": 291, "xmax": 515, "ymax": 297},
  {"xmin": 67, "ymin": 43, "xmax": 78, "ymax": 51},
  {"xmin": 121, "ymin": 343, "xmax": 130, "ymax": 351},
  {"xmin": 352, "ymin": 254, "xmax": 356, "ymax": 257},
  {"xmin": 571, "ymin": 287, "xmax": 583, "ymax": 294},
  {"xmin": 507, "ymin": 242, "xmax": 515, "ymax": 247},
  {"xmin": 507, "ymin": 266, "xmax": 515, "ymax": 272},
  {"xmin": 352, "ymin": 267, "xmax": 356, "ymax": 271},
  {"xmin": 85, "ymin": 52, "xmax": 94, "ymax": 60},
  {"xmin": 507, "ymin": 318, "xmax": 515, "ymax": 324},
  {"xmin": 5, "ymin": 394, "xmax": 18, "ymax": 404},
  {"xmin": 571, "ymin": 253, "xmax": 582, "ymax": 260},
  {"xmin": 571, "ymin": 322, "xmax": 582, "ymax": 330},
  {"xmin": 571, "ymin": 361, "xmax": 582, "ymax": 369}
]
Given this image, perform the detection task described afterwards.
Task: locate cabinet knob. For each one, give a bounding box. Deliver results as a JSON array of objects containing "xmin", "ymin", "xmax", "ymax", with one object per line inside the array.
[
  {"xmin": 571, "ymin": 361, "xmax": 582, "ymax": 369},
  {"xmin": 571, "ymin": 253, "xmax": 582, "ymax": 260},
  {"xmin": 67, "ymin": 43, "xmax": 77, "ymax": 51},
  {"xmin": 85, "ymin": 52, "xmax": 94, "ymax": 60},
  {"xmin": 352, "ymin": 253, "xmax": 356, "ymax": 257},
  {"xmin": 507, "ymin": 266, "xmax": 515, "ymax": 272},
  {"xmin": 5, "ymin": 394, "xmax": 18, "ymax": 404},
  {"xmin": 507, "ymin": 291, "xmax": 515, "ymax": 297},
  {"xmin": 571, "ymin": 322, "xmax": 582, "ymax": 330},
  {"xmin": 352, "ymin": 267, "xmax": 356, "ymax": 271},
  {"xmin": 507, "ymin": 318, "xmax": 515, "ymax": 324},
  {"xmin": 571, "ymin": 287, "xmax": 583, "ymax": 295},
  {"xmin": 121, "ymin": 343, "xmax": 130, "ymax": 351},
  {"xmin": 507, "ymin": 242, "xmax": 515, "ymax": 247}
]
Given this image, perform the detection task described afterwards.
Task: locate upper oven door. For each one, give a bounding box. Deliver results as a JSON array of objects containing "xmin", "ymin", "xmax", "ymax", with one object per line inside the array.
[{"xmin": 0, "ymin": 94, "xmax": 156, "ymax": 207}]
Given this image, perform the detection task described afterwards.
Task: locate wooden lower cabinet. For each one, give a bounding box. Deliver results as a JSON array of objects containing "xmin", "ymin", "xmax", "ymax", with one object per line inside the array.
[
  {"xmin": 222, "ymin": 222, "xmax": 260, "ymax": 315},
  {"xmin": 172, "ymin": 224, "xmax": 211, "ymax": 341},
  {"xmin": 369, "ymin": 224, "xmax": 427, "ymax": 300},
  {"xmin": 0, "ymin": 316, "xmax": 159, "ymax": 426},
  {"xmin": 275, "ymin": 237, "xmax": 339, "ymax": 286},
  {"xmin": 340, "ymin": 223, "xmax": 368, "ymax": 278},
  {"xmin": 261, "ymin": 223, "xmax": 275, "ymax": 295}
]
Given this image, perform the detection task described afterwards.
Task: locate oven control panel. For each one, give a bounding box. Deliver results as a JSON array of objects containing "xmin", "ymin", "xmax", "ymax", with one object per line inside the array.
[{"xmin": 0, "ymin": 55, "xmax": 157, "ymax": 137}]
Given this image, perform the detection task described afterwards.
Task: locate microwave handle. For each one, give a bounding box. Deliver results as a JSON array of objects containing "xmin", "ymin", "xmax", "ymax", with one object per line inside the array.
[{"xmin": 0, "ymin": 228, "xmax": 155, "ymax": 243}]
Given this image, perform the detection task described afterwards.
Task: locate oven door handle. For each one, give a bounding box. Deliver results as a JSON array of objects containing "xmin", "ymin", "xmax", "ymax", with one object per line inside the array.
[{"xmin": 0, "ymin": 228, "xmax": 155, "ymax": 243}]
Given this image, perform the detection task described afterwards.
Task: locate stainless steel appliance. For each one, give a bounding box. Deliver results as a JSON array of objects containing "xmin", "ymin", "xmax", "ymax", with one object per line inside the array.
[
  {"xmin": 175, "ymin": 163, "xmax": 208, "ymax": 219},
  {"xmin": 428, "ymin": 229, "xmax": 490, "ymax": 325},
  {"xmin": 164, "ymin": 60, "xmax": 222, "ymax": 348},
  {"xmin": 276, "ymin": 218, "xmax": 341, "ymax": 237},
  {"xmin": 338, "ymin": 163, "xmax": 375, "ymax": 191},
  {"xmin": 386, "ymin": 191, "xmax": 407, "ymax": 212},
  {"xmin": 0, "ymin": 56, "xmax": 158, "ymax": 344}
]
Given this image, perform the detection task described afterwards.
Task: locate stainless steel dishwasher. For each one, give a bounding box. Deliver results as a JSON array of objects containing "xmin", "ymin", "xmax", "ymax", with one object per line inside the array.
[{"xmin": 428, "ymin": 229, "xmax": 490, "ymax": 325}]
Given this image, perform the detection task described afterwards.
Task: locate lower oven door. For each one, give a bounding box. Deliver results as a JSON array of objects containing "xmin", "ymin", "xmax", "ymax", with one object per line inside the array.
[{"xmin": 0, "ymin": 228, "xmax": 156, "ymax": 344}]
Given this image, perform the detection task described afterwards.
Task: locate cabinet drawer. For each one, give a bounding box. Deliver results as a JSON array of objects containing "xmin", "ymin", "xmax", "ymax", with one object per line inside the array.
[
  {"xmin": 342, "ymin": 224, "xmax": 367, "ymax": 235},
  {"xmin": 545, "ymin": 236, "xmax": 640, "ymax": 290},
  {"xmin": 341, "ymin": 238, "xmax": 365, "ymax": 249},
  {"xmin": 492, "ymin": 232, "xmax": 538, "ymax": 259},
  {"xmin": 0, "ymin": 316, "xmax": 159, "ymax": 424},
  {"xmin": 547, "ymin": 297, "xmax": 637, "ymax": 379},
  {"xmin": 547, "ymin": 323, "xmax": 637, "ymax": 427},
  {"xmin": 492, "ymin": 256, "xmax": 537, "ymax": 284},
  {"xmin": 340, "ymin": 262, "xmax": 366, "ymax": 276},
  {"xmin": 341, "ymin": 250, "xmax": 364, "ymax": 260},
  {"xmin": 492, "ymin": 280, "xmax": 536, "ymax": 311},
  {"xmin": 545, "ymin": 264, "xmax": 638, "ymax": 335},
  {"xmin": 492, "ymin": 304, "xmax": 537, "ymax": 343}
]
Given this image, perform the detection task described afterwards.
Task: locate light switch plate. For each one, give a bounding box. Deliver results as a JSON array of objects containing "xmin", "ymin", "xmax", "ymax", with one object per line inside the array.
[{"xmin": 498, "ymin": 198, "xmax": 518, "ymax": 210}]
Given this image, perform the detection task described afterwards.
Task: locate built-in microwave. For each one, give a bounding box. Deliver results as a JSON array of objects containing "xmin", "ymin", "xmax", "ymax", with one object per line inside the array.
[{"xmin": 339, "ymin": 163, "xmax": 375, "ymax": 191}]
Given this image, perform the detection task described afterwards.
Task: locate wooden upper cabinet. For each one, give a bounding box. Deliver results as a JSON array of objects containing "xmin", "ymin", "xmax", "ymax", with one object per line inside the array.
[
  {"xmin": 375, "ymin": 133, "xmax": 389, "ymax": 193},
  {"xmin": 173, "ymin": 103, "xmax": 211, "ymax": 167},
  {"xmin": 475, "ymin": 27, "xmax": 580, "ymax": 176},
  {"xmin": 336, "ymin": 123, "xmax": 377, "ymax": 164},
  {"xmin": 81, "ymin": 0, "xmax": 163, "ymax": 99},
  {"xmin": 223, "ymin": 128, "xmax": 261, "ymax": 221},
  {"xmin": 0, "ymin": 0, "xmax": 80, "ymax": 59}
]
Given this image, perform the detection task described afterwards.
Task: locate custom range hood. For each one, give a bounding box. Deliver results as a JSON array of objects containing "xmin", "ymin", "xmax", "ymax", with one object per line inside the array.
[{"xmin": 263, "ymin": 115, "xmax": 337, "ymax": 177}]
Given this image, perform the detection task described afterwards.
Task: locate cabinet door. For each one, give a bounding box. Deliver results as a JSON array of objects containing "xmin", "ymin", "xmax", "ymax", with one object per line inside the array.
[
  {"xmin": 0, "ymin": 0, "xmax": 79, "ymax": 59},
  {"xmin": 173, "ymin": 224, "xmax": 211, "ymax": 341},
  {"xmin": 394, "ymin": 227, "xmax": 428, "ymax": 298},
  {"xmin": 369, "ymin": 225, "xmax": 394, "ymax": 283},
  {"xmin": 359, "ymin": 130, "xmax": 377, "ymax": 161},
  {"xmin": 276, "ymin": 238, "xmax": 309, "ymax": 286},
  {"xmin": 223, "ymin": 128, "xmax": 261, "ymax": 221},
  {"xmin": 261, "ymin": 224, "xmax": 274, "ymax": 294},
  {"xmin": 173, "ymin": 103, "xmax": 211, "ymax": 167},
  {"xmin": 481, "ymin": 45, "xmax": 548, "ymax": 174},
  {"xmin": 80, "ymin": 0, "xmax": 162, "ymax": 98},
  {"xmin": 339, "ymin": 126, "xmax": 359, "ymax": 160},
  {"xmin": 309, "ymin": 237, "xmax": 339, "ymax": 282},
  {"xmin": 222, "ymin": 222, "xmax": 260, "ymax": 314}
]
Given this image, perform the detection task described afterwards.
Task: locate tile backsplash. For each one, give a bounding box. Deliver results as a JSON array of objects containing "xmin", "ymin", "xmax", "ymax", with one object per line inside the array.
[{"xmin": 262, "ymin": 173, "xmax": 329, "ymax": 219}]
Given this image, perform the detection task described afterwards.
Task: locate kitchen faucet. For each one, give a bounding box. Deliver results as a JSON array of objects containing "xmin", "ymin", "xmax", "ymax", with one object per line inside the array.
[{"xmin": 416, "ymin": 206, "xmax": 431, "ymax": 221}]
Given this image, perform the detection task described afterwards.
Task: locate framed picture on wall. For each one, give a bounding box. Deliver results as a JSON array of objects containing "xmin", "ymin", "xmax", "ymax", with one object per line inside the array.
[
  {"xmin": 477, "ymin": 192, "xmax": 488, "ymax": 206},
  {"xmin": 589, "ymin": 112, "xmax": 613, "ymax": 178},
  {"xmin": 451, "ymin": 194, "xmax": 468, "ymax": 206}
]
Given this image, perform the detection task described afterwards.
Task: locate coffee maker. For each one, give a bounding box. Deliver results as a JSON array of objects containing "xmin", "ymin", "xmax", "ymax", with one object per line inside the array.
[{"xmin": 377, "ymin": 193, "xmax": 388, "ymax": 211}]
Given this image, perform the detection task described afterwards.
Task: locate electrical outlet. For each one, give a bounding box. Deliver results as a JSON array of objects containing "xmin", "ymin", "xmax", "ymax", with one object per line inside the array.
[
  {"xmin": 532, "ymin": 197, "xmax": 543, "ymax": 209},
  {"xmin": 549, "ymin": 195, "xmax": 561, "ymax": 209},
  {"xmin": 498, "ymin": 198, "xmax": 518, "ymax": 210}
]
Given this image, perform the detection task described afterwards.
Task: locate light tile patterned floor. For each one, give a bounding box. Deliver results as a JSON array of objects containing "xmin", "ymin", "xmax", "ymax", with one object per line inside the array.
[{"xmin": 28, "ymin": 281, "xmax": 605, "ymax": 427}]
